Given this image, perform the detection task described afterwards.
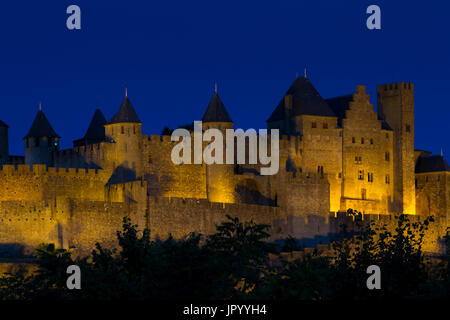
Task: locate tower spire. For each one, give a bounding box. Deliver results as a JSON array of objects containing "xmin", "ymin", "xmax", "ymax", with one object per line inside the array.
[
  {"xmin": 124, "ymin": 81, "xmax": 128, "ymax": 97},
  {"xmin": 214, "ymin": 82, "xmax": 218, "ymax": 94},
  {"xmin": 296, "ymin": 70, "xmax": 299, "ymax": 79},
  {"xmin": 441, "ymin": 148, "xmax": 444, "ymax": 157},
  {"xmin": 304, "ymin": 66, "xmax": 307, "ymax": 78},
  {"xmin": 39, "ymin": 101, "xmax": 42, "ymax": 111}
]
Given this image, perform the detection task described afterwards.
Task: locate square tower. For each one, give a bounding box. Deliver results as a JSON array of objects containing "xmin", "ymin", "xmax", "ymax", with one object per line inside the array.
[{"xmin": 377, "ymin": 82, "xmax": 416, "ymax": 214}]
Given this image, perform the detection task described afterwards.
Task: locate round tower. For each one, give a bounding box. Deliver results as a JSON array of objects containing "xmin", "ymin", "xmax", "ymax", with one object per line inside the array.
[
  {"xmin": 0, "ymin": 120, "xmax": 9, "ymax": 164},
  {"xmin": 104, "ymin": 92, "xmax": 143, "ymax": 182},
  {"xmin": 201, "ymin": 86, "xmax": 235, "ymax": 203},
  {"xmin": 24, "ymin": 107, "xmax": 60, "ymax": 165}
]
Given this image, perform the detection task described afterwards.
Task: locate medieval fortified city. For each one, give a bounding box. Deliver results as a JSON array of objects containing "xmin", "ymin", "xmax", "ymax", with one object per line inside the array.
[{"xmin": 0, "ymin": 74, "xmax": 448, "ymax": 258}]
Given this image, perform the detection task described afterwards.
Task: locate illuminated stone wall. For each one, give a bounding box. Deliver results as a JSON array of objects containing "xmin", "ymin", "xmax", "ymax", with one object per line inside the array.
[
  {"xmin": 340, "ymin": 86, "xmax": 395, "ymax": 214},
  {"xmin": 377, "ymin": 83, "xmax": 416, "ymax": 214},
  {"xmin": 416, "ymin": 171, "xmax": 450, "ymax": 221},
  {"xmin": 0, "ymin": 164, "xmax": 109, "ymax": 201}
]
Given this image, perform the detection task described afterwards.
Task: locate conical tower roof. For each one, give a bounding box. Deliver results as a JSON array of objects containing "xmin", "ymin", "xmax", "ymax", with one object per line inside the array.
[
  {"xmin": 267, "ymin": 76, "xmax": 336, "ymax": 122},
  {"xmin": 108, "ymin": 96, "xmax": 141, "ymax": 124},
  {"xmin": 202, "ymin": 92, "xmax": 232, "ymax": 123},
  {"xmin": 24, "ymin": 110, "xmax": 60, "ymax": 139},
  {"xmin": 84, "ymin": 109, "xmax": 107, "ymax": 139}
]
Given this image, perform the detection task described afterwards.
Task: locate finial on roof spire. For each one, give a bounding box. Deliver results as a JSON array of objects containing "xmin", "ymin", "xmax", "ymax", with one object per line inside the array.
[
  {"xmin": 39, "ymin": 101, "xmax": 42, "ymax": 111},
  {"xmin": 441, "ymin": 148, "xmax": 444, "ymax": 157},
  {"xmin": 124, "ymin": 81, "xmax": 128, "ymax": 97},
  {"xmin": 214, "ymin": 82, "xmax": 218, "ymax": 94},
  {"xmin": 304, "ymin": 67, "xmax": 307, "ymax": 78},
  {"xmin": 296, "ymin": 70, "xmax": 299, "ymax": 79}
]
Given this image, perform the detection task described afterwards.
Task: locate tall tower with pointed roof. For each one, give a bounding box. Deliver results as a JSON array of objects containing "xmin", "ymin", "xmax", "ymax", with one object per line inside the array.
[
  {"xmin": 104, "ymin": 94, "xmax": 143, "ymax": 179},
  {"xmin": 24, "ymin": 108, "xmax": 60, "ymax": 165},
  {"xmin": 201, "ymin": 88, "xmax": 235, "ymax": 203},
  {"xmin": 0, "ymin": 120, "xmax": 9, "ymax": 164},
  {"xmin": 202, "ymin": 88, "xmax": 233, "ymax": 130}
]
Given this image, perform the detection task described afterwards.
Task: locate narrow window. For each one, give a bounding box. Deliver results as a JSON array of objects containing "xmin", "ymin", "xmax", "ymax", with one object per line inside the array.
[
  {"xmin": 361, "ymin": 137, "xmax": 365, "ymax": 144},
  {"xmin": 317, "ymin": 166, "xmax": 324, "ymax": 175},
  {"xmin": 406, "ymin": 124, "xmax": 411, "ymax": 132},
  {"xmin": 121, "ymin": 126, "xmax": 124, "ymax": 134},
  {"xmin": 370, "ymin": 138, "xmax": 373, "ymax": 144},
  {"xmin": 358, "ymin": 170, "xmax": 364, "ymax": 180},
  {"xmin": 368, "ymin": 173, "xmax": 373, "ymax": 183},
  {"xmin": 323, "ymin": 123, "xmax": 328, "ymax": 129},
  {"xmin": 352, "ymin": 137, "xmax": 355, "ymax": 143},
  {"xmin": 361, "ymin": 188, "xmax": 367, "ymax": 200},
  {"xmin": 385, "ymin": 174, "xmax": 390, "ymax": 184},
  {"xmin": 385, "ymin": 152, "xmax": 390, "ymax": 161},
  {"xmin": 312, "ymin": 122, "xmax": 317, "ymax": 128}
]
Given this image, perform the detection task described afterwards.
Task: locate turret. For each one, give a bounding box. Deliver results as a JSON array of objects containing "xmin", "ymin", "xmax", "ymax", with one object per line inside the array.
[
  {"xmin": 104, "ymin": 92, "xmax": 142, "ymax": 180},
  {"xmin": 201, "ymin": 85, "xmax": 233, "ymax": 131},
  {"xmin": 0, "ymin": 120, "xmax": 9, "ymax": 164},
  {"xmin": 24, "ymin": 107, "xmax": 60, "ymax": 165},
  {"xmin": 201, "ymin": 86, "xmax": 235, "ymax": 203}
]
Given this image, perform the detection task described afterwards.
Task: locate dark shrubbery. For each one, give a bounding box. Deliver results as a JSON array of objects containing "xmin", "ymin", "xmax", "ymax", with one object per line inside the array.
[{"xmin": 0, "ymin": 213, "xmax": 449, "ymax": 300}]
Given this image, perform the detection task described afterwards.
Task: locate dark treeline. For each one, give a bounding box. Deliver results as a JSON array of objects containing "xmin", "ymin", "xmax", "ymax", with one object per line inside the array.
[{"xmin": 0, "ymin": 213, "xmax": 449, "ymax": 300}]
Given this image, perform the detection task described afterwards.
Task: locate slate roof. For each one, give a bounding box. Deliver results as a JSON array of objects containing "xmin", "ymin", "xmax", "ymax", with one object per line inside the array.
[
  {"xmin": 84, "ymin": 109, "xmax": 107, "ymax": 139},
  {"xmin": 202, "ymin": 92, "xmax": 233, "ymax": 123},
  {"xmin": 325, "ymin": 95, "xmax": 353, "ymax": 127},
  {"xmin": 267, "ymin": 76, "xmax": 336, "ymax": 122},
  {"xmin": 24, "ymin": 110, "xmax": 60, "ymax": 138},
  {"xmin": 109, "ymin": 96, "xmax": 141, "ymax": 124},
  {"xmin": 0, "ymin": 120, "xmax": 8, "ymax": 128},
  {"xmin": 415, "ymin": 155, "xmax": 450, "ymax": 173}
]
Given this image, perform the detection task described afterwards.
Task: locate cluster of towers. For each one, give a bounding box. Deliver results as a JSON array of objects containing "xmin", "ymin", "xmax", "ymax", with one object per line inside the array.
[{"xmin": 0, "ymin": 75, "xmax": 448, "ymax": 218}]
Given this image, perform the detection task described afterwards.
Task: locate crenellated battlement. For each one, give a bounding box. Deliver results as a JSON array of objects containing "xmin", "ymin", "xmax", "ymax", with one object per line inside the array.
[
  {"xmin": 0, "ymin": 164, "xmax": 108, "ymax": 179},
  {"xmin": 378, "ymin": 82, "xmax": 414, "ymax": 92}
]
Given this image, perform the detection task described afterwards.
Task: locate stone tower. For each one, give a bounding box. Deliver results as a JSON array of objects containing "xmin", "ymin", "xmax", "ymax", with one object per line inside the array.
[
  {"xmin": 104, "ymin": 94, "xmax": 143, "ymax": 182},
  {"xmin": 377, "ymin": 82, "xmax": 416, "ymax": 214},
  {"xmin": 201, "ymin": 87, "xmax": 235, "ymax": 203},
  {"xmin": 0, "ymin": 120, "xmax": 9, "ymax": 164},
  {"xmin": 24, "ymin": 108, "xmax": 60, "ymax": 165}
]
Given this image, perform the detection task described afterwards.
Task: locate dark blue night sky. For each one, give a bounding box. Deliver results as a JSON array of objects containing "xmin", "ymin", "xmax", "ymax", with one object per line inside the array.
[{"xmin": 0, "ymin": 0, "xmax": 448, "ymax": 156}]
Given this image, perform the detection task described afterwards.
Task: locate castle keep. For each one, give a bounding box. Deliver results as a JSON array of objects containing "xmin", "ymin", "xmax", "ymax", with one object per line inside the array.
[{"xmin": 0, "ymin": 76, "xmax": 449, "ymax": 257}]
